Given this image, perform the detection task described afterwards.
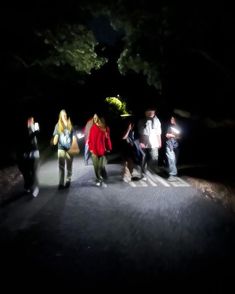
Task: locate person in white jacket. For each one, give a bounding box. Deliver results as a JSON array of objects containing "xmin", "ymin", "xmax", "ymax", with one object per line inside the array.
[{"xmin": 138, "ymin": 107, "xmax": 162, "ymax": 174}]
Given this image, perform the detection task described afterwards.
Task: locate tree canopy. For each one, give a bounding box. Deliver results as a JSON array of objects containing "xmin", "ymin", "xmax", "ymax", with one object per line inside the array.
[{"xmin": 1, "ymin": 0, "xmax": 235, "ymax": 118}]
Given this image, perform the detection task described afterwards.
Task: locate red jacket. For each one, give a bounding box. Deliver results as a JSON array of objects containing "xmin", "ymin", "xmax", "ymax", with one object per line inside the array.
[{"xmin": 88, "ymin": 124, "xmax": 112, "ymax": 156}]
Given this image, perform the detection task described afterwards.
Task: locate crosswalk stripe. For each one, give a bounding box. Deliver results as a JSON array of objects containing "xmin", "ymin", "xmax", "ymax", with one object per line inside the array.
[
  {"xmin": 126, "ymin": 173, "xmax": 190, "ymax": 188},
  {"xmin": 129, "ymin": 181, "xmax": 137, "ymax": 187},
  {"xmin": 139, "ymin": 180, "xmax": 148, "ymax": 187},
  {"xmin": 170, "ymin": 179, "xmax": 191, "ymax": 187},
  {"xmin": 147, "ymin": 178, "xmax": 157, "ymax": 186},
  {"xmin": 146, "ymin": 172, "xmax": 170, "ymax": 187},
  {"xmin": 173, "ymin": 177, "xmax": 190, "ymax": 186}
]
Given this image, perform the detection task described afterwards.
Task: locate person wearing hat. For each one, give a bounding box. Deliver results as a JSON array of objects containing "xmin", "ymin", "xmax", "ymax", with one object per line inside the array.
[{"xmin": 137, "ymin": 106, "xmax": 162, "ymax": 175}]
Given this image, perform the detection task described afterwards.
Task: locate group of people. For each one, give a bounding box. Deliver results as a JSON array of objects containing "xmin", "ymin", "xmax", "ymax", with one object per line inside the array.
[
  {"xmin": 17, "ymin": 106, "xmax": 181, "ymax": 197},
  {"xmin": 120, "ymin": 107, "xmax": 181, "ymax": 182},
  {"xmin": 52, "ymin": 109, "xmax": 112, "ymax": 189}
]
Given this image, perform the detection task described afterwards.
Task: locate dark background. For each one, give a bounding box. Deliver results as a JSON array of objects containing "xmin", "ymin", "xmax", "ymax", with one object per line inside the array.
[{"xmin": 0, "ymin": 0, "xmax": 235, "ymax": 172}]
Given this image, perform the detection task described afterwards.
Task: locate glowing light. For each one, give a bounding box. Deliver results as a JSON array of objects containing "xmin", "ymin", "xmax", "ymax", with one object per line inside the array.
[
  {"xmin": 171, "ymin": 127, "xmax": 180, "ymax": 135},
  {"xmin": 76, "ymin": 132, "xmax": 85, "ymax": 139}
]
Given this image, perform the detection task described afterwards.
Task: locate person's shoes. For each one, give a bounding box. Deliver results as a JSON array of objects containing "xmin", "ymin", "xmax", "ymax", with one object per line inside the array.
[
  {"xmin": 101, "ymin": 182, "xmax": 108, "ymax": 188},
  {"xmin": 32, "ymin": 186, "xmax": 39, "ymax": 197},
  {"xmin": 58, "ymin": 184, "xmax": 65, "ymax": 190},
  {"xmin": 96, "ymin": 181, "xmax": 102, "ymax": 187},
  {"xmin": 65, "ymin": 181, "xmax": 71, "ymax": 188},
  {"xmin": 123, "ymin": 176, "xmax": 131, "ymax": 183},
  {"xmin": 140, "ymin": 174, "xmax": 147, "ymax": 181}
]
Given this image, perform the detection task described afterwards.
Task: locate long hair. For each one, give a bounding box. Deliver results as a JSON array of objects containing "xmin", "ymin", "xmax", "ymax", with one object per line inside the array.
[
  {"xmin": 57, "ymin": 109, "xmax": 72, "ymax": 133},
  {"xmin": 96, "ymin": 117, "xmax": 107, "ymax": 131}
]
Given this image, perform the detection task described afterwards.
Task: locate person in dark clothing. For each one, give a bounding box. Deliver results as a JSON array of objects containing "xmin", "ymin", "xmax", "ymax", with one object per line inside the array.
[
  {"xmin": 17, "ymin": 117, "xmax": 40, "ymax": 197},
  {"xmin": 121, "ymin": 119, "xmax": 144, "ymax": 182}
]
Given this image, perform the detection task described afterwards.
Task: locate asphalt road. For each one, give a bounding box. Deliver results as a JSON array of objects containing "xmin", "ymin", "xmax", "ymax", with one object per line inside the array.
[{"xmin": 1, "ymin": 156, "xmax": 235, "ymax": 291}]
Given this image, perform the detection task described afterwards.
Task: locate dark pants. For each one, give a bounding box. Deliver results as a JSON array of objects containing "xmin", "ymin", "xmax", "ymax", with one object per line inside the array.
[{"xmin": 18, "ymin": 154, "xmax": 39, "ymax": 191}]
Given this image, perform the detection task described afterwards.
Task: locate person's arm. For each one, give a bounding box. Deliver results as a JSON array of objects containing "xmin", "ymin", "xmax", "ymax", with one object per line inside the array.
[
  {"xmin": 138, "ymin": 119, "xmax": 147, "ymax": 148},
  {"xmin": 157, "ymin": 118, "xmax": 162, "ymax": 148},
  {"xmin": 122, "ymin": 123, "xmax": 132, "ymax": 140},
  {"xmin": 52, "ymin": 124, "xmax": 59, "ymax": 145},
  {"xmin": 166, "ymin": 132, "xmax": 175, "ymax": 139},
  {"xmin": 157, "ymin": 134, "xmax": 162, "ymax": 148},
  {"xmin": 53, "ymin": 134, "xmax": 59, "ymax": 145},
  {"xmin": 105, "ymin": 127, "xmax": 112, "ymax": 151}
]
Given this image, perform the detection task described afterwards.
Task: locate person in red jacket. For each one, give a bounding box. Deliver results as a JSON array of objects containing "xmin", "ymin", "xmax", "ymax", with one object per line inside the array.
[
  {"xmin": 83, "ymin": 113, "xmax": 98, "ymax": 165},
  {"xmin": 88, "ymin": 116, "xmax": 112, "ymax": 187}
]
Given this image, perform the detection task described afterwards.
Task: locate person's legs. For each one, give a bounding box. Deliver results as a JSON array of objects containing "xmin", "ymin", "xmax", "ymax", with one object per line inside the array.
[
  {"xmin": 91, "ymin": 153, "xmax": 100, "ymax": 183},
  {"xmin": 65, "ymin": 152, "xmax": 73, "ymax": 187},
  {"xmin": 166, "ymin": 146, "xmax": 177, "ymax": 176},
  {"xmin": 97, "ymin": 156, "xmax": 104, "ymax": 181},
  {"xmin": 101, "ymin": 156, "xmax": 108, "ymax": 179},
  {"xmin": 31, "ymin": 158, "xmax": 40, "ymax": 196},
  {"xmin": 31, "ymin": 151, "xmax": 40, "ymax": 196},
  {"xmin": 99, "ymin": 156, "xmax": 107, "ymax": 187},
  {"xmin": 141, "ymin": 149, "xmax": 147, "ymax": 174},
  {"xmin": 24, "ymin": 161, "xmax": 32, "ymax": 191},
  {"xmin": 122, "ymin": 160, "xmax": 132, "ymax": 182},
  {"xmin": 58, "ymin": 149, "xmax": 66, "ymax": 187},
  {"xmin": 149, "ymin": 147, "xmax": 159, "ymax": 173}
]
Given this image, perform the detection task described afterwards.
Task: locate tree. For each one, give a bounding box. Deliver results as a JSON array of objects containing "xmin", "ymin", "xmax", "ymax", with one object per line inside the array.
[{"xmin": 35, "ymin": 24, "xmax": 107, "ymax": 75}]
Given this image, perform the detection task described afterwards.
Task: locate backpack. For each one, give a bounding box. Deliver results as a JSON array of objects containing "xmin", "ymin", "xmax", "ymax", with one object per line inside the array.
[{"xmin": 59, "ymin": 130, "xmax": 72, "ymax": 150}]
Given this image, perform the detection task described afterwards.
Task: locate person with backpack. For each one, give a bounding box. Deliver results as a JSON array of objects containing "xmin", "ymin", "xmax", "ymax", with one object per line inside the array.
[{"xmin": 53, "ymin": 109, "xmax": 76, "ymax": 189}]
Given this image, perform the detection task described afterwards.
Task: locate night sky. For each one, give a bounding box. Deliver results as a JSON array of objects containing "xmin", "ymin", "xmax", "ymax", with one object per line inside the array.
[{"xmin": 1, "ymin": 1, "xmax": 235, "ymax": 168}]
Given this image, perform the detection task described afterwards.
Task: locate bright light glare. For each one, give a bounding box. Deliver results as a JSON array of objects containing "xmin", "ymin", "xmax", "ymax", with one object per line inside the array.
[
  {"xmin": 77, "ymin": 132, "xmax": 85, "ymax": 139},
  {"xmin": 171, "ymin": 127, "xmax": 180, "ymax": 135}
]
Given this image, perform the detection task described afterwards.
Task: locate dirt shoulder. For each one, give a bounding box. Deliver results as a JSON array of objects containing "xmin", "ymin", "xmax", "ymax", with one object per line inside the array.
[{"xmin": 180, "ymin": 164, "xmax": 235, "ymax": 214}]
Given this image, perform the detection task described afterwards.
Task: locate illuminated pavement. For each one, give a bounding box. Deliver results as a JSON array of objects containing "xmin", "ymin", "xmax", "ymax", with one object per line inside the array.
[{"xmin": 0, "ymin": 156, "xmax": 235, "ymax": 291}]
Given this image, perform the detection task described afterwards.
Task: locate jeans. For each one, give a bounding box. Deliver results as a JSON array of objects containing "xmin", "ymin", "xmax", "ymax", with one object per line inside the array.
[
  {"xmin": 141, "ymin": 147, "xmax": 159, "ymax": 173},
  {"xmin": 58, "ymin": 149, "xmax": 73, "ymax": 185},
  {"xmin": 166, "ymin": 146, "xmax": 178, "ymax": 176}
]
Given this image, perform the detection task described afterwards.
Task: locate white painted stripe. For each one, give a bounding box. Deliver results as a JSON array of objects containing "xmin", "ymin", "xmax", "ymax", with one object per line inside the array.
[
  {"xmin": 147, "ymin": 178, "xmax": 157, "ymax": 186},
  {"xmin": 139, "ymin": 180, "xmax": 148, "ymax": 187},
  {"xmin": 174, "ymin": 177, "xmax": 191, "ymax": 186},
  {"xmin": 170, "ymin": 181, "xmax": 191, "ymax": 187},
  {"xmin": 146, "ymin": 172, "xmax": 170, "ymax": 187},
  {"xmin": 129, "ymin": 181, "xmax": 137, "ymax": 187}
]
